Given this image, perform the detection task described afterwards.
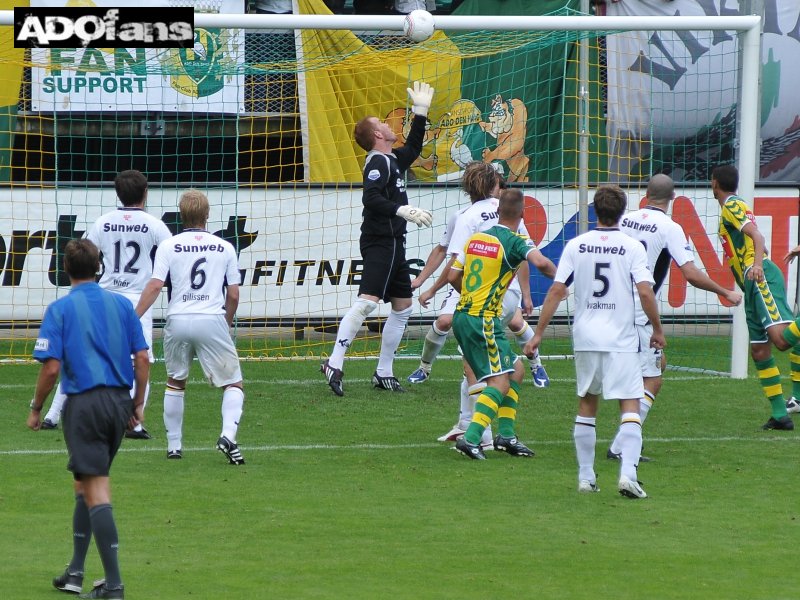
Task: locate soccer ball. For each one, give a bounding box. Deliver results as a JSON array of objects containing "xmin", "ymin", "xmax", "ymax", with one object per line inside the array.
[{"xmin": 403, "ymin": 9, "xmax": 435, "ymax": 43}]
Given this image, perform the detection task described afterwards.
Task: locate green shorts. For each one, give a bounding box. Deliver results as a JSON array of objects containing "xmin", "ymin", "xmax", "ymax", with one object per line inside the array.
[
  {"xmin": 744, "ymin": 259, "xmax": 794, "ymax": 343},
  {"xmin": 452, "ymin": 311, "xmax": 516, "ymax": 382}
]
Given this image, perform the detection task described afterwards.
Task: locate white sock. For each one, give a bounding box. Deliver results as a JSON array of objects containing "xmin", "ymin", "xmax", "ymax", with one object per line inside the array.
[
  {"xmin": 163, "ymin": 387, "xmax": 185, "ymax": 452},
  {"xmin": 574, "ymin": 416, "xmax": 597, "ymax": 483},
  {"xmin": 461, "ymin": 381, "xmax": 486, "ymax": 427},
  {"xmin": 420, "ymin": 322, "xmax": 449, "ymax": 367},
  {"xmin": 640, "ymin": 391, "xmax": 655, "ymax": 425},
  {"xmin": 512, "ymin": 322, "xmax": 541, "ymax": 367},
  {"xmin": 221, "ymin": 386, "xmax": 245, "ymax": 442},
  {"xmin": 329, "ymin": 298, "xmax": 377, "ymax": 370},
  {"xmin": 129, "ymin": 381, "xmax": 151, "ymax": 432},
  {"xmin": 376, "ymin": 306, "xmax": 412, "ymax": 377},
  {"xmin": 44, "ymin": 381, "xmax": 67, "ymax": 425},
  {"xmin": 617, "ymin": 412, "xmax": 643, "ymax": 481}
]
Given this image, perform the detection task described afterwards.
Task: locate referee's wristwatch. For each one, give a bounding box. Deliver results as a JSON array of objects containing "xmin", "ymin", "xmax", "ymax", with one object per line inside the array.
[{"xmin": 30, "ymin": 398, "xmax": 43, "ymax": 411}]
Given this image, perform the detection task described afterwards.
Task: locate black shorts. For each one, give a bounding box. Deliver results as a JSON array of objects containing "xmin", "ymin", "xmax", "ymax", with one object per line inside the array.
[
  {"xmin": 359, "ymin": 235, "xmax": 412, "ymax": 302},
  {"xmin": 62, "ymin": 387, "xmax": 132, "ymax": 478}
]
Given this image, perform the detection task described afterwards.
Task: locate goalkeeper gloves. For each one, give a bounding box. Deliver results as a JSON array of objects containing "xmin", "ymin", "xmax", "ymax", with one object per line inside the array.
[
  {"xmin": 406, "ymin": 81, "xmax": 434, "ymax": 117},
  {"xmin": 396, "ymin": 205, "xmax": 433, "ymax": 228}
]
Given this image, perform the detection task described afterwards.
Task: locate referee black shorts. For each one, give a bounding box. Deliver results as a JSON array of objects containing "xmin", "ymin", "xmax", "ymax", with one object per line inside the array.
[
  {"xmin": 358, "ymin": 235, "xmax": 412, "ymax": 302},
  {"xmin": 62, "ymin": 387, "xmax": 133, "ymax": 479}
]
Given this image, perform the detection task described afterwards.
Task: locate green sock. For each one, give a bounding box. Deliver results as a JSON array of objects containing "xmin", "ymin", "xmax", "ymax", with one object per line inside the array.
[
  {"xmin": 791, "ymin": 348, "xmax": 800, "ymax": 401},
  {"xmin": 465, "ymin": 386, "xmax": 503, "ymax": 444},
  {"xmin": 783, "ymin": 322, "xmax": 800, "ymax": 347},
  {"xmin": 497, "ymin": 380, "xmax": 520, "ymax": 438},
  {"xmin": 754, "ymin": 357, "xmax": 787, "ymax": 419}
]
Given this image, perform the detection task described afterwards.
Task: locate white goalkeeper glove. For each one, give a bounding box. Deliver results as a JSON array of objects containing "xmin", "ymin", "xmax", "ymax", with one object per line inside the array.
[
  {"xmin": 406, "ymin": 80, "xmax": 434, "ymax": 117},
  {"xmin": 396, "ymin": 205, "xmax": 433, "ymax": 228}
]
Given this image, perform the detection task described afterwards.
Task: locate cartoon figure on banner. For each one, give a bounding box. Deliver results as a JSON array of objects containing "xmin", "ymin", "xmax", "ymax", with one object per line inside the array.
[
  {"xmin": 479, "ymin": 94, "xmax": 530, "ymax": 183},
  {"xmin": 385, "ymin": 108, "xmax": 439, "ymax": 180},
  {"xmin": 435, "ymin": 99, "xmax": 483, "ymax": 181}
]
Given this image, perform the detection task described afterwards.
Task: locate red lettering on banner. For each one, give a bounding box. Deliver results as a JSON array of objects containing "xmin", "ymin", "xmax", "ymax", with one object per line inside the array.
[
  {"xmin": 754, "ymin": 196, "xmax": 797, "ymax": 280},
  {"xmin": 523, "ymin": 195, "xmax": 547, "ymax": 245},
  {"xmin": 669, "ymin": 196, "xmax": 734, "ymax": 307},
  {"xmin": 468, "ymin": 240, "xmax": 499, "ymax": 258}
]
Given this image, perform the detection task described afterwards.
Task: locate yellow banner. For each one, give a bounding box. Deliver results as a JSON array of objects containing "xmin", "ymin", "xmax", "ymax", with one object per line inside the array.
[{"xmin": 298, "ymin": 0, "xmax": 460, "ymax": 182}]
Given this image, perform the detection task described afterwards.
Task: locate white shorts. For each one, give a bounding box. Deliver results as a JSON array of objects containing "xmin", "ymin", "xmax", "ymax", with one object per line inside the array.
[
  {"xmin": 500, "ymin": 288, "xmax": 521, "ymax": 327},
  {"xmin": 163, "ymin": 315, "xmax": 243, "ymax": 387},
  {"xmin": 637, "ymin": 323, "xmax": 662, "ymax": 378},
  {"xmin": 574, "ymin": 351, "xmax": 643, "ymax": 400},
  {"xmin": 439, "ymin": 286, "xmax": 461, "ymax": 315},
  {"xmin": 118, "ymin": 292, "xmax": 154, "ymax": 364}
]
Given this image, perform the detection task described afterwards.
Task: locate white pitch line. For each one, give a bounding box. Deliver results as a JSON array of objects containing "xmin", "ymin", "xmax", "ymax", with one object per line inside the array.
[
  {"xmin": 2, "ymin": 435, "xmax": 798, "ymax": 457},
  {"xmin": 0, "ymin": 374, "xmax": 744, "ymax": 390}
]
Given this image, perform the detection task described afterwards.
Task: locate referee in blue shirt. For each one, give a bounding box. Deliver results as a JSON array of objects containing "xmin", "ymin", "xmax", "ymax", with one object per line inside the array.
[{"xmin": 27, "ymin": 239, "xmax": 149, "ymax": 600}]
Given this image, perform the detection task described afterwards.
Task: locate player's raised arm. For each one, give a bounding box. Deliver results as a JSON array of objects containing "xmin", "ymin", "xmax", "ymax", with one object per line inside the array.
[{"xmin": 395, "ymin": 81, "xmax": 434, "ymax": 170}]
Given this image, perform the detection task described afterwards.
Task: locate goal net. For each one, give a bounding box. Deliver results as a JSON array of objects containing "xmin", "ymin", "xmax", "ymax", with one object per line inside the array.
[{"xmin": 0, "ymin": 0, "xmax": 765, "ymax": 376}]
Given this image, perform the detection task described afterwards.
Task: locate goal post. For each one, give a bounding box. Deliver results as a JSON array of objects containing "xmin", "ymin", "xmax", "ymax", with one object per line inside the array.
[{"xmin": 0, "ymin": 7, "xmax": 765, "ymax": 378}]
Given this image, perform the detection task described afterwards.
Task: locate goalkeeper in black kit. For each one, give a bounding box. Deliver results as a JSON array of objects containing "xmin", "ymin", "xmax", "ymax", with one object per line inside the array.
[{"xmin": 321, "ymin": 81, "xmax": 435, "ymax": 396}]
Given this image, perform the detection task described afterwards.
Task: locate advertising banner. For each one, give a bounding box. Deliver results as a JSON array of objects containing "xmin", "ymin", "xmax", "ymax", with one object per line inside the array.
[{"xmin": 29, "ymin": 0, "xmax": 244, "ymax": 113}]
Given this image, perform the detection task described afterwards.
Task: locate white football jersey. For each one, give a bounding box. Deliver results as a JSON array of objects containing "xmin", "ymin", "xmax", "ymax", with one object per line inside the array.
[
  {"xmin": 86, "ymin": 208, "xmax": 172, "ymax": 297},
  {"xmin": 439, "ymin": 205, "xmax": 470, "ymax": 249},
  {"xmin": 620, "ymin": 206, "xmax": 695, "ymax": 325},
  {"xmin": 152, "ymin": 229, "xmax": 241, "ymax": 317},
  {"xmin": 447, "ymin": 197, "xmax": 535, "ymax": 293},
  {"xmin": 556, "ymin": 228, "xmax": 654, "ymax": 352}
]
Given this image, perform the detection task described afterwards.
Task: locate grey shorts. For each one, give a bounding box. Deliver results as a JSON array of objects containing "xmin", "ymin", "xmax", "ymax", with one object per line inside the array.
[{"xmin": 62, "ymin": 387, "xmax": 132, "ymax": 478}]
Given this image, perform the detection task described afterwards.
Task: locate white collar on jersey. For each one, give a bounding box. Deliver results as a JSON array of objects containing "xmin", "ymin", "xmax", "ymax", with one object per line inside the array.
[{"xmin": 643, "ymin": 205, "xmax": 667, "ymax": 214}]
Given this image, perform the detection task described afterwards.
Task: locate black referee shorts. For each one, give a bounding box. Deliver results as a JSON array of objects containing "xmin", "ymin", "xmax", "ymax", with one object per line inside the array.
[
  {"xmin": 62, "ymin": 387, "xmax": 133, "ymax": 479},
  {"xmin": 358, "ymin": 235, "xmax": 412, "ymax": 302}
]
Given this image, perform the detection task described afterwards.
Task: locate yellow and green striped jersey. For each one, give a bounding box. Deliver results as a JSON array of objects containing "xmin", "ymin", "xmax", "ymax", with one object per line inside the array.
[
  {"xmin": 718, "ymin": 194, "xmax": 767, "ymax": 288},
  {"xmin": 453, "ymin": 225, "xmax": 534, "ymax": 318}
]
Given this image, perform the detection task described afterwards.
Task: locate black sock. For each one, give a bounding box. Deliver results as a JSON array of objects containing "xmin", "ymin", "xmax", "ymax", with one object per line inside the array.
[
  {"xmin": 68, "ymin": 494, "xmax": 91, "ymax": 575},
  {"xmin": 89, "ymin": 504, "xmax": 122, "ymax": 588}
]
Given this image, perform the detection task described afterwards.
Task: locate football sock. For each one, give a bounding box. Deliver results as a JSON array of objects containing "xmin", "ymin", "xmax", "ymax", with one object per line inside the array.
[
  {"xmin": 497, "ymin": 380, "xmax": 520, "ymax": 437},
  {"xmin": 329, "ymin": 298, "xmax": 377, "ymax": 370},
  {"xmin": 163, "ymin": 386, "xmax": 185, "ymax": 452},
  {"xmin": 129, "ymin": 381, "xmax": 151, "ymax": 432},
  {"xmin": 376, "ymin": 306, "xmax": 412, "ymax": 377},
  {"xmin": 44, "ymin": 381, "xmax": 67, "ymax": 425},
  {"xmin": 68, "ymin": 494, "xmax": 92, "ymax": 575},
  {"xmin": 617, "ymin": 413, "xmax": 643, "ymax": 481},
  {"xmin": 419, "ymin": 322, "xmax": 449, "ymax": 367},
  {"xmin": 790, "ymin": 348, "xmax": 800, "ymax": 400},
  {"xmin": 573, "ymin": 416, "xmax": 597, "ymax": 483},
  {"xmin": 221, "ymin": 386, "xmax": 245, "ymax": 441},
  {"xmin": 782, "ymin": 321, "xmax": 800, "ymax": 347},
  {"xmin": 512, "ymin": 322, "xmax": 542, "ymax": 366},
  {"xmin": 609, "ymin": 390, "xmax": 656, "ymax": 456},
  {"xmin": 639, "ymin": 390, "xmax": 655, "ymax": 424},
  {"xmin": 465, "ymin": 386, "xmax": 503, "ymax": 444},
  {"xmin": 89, "ymin": 504, "xmax": 122, "ymax": 589},
  {"xmin": 461, "ymin": 380, "xmax": 485, "ymax": 426},
  {"xmin": 754, "ymin": 357, "xmax": 787, "ymax": 418}
]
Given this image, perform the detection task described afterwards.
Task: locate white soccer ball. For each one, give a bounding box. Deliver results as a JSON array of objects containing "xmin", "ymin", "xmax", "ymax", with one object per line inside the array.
[{"xmin": 403, "ymin": 9, "xmax": 435, "ymax": 43}]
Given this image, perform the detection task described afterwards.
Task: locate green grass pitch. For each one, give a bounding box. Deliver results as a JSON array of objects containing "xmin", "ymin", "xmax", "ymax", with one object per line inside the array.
[{"xmin": 2, "ymin": 353, "xmax": 800, "ymax": 599}]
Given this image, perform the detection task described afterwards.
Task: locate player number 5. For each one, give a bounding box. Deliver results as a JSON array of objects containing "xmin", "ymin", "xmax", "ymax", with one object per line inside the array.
[{"xmin": 593, "ymin": 262, "xmax": 610, "ymax": 298}]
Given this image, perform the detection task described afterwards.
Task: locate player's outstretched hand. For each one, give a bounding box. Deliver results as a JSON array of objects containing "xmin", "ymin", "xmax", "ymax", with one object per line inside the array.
[
  {"xmin": 725, "ymin": 289, "xmax": 743, "ymax": 306},
  {"xmin": 407, "ymin": 81, "xmax": 434, "ymax": 117},
  {"xmin": 650, "ymin": 331, "xmax": 666, "ymax": 350},
  {"xmin": 784, "ymin": 245, "xmax": 800, "ymax": 264},
  {"xmin": 523, "ymin": 334, "xmax": 541, "ymax": 359},
  {"xmin": 397, "ymin": 205, "xmax": 433, "ymax": 227},
  {"xmin": 418, "ymin": 287, "xmax": 435, "ymax": 308}
]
